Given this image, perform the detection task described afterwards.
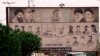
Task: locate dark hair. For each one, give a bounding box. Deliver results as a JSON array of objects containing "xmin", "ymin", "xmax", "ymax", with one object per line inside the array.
[
  {"xmin": 69, "ymin": 25, "xmax": 73, "ymax": 29},
  {"xmin": 84, "ymin": 25, "xmax": 88, "ymax": 30},
  {"xmin": 15, "ymin": 25, "xmax": 18, "ymax": 27},
  {"xmin": 32, "ymin": 10, "xmax": 35, "ymax": 12},
  {"xmin": 21, "ymin": 26, "xmax": 24, "ymax": 31},
  {"xmin": 74, "ymin": 8, "xmax": 83, "ymax": 14},
  {"xmin": 91, "ymin": 24, "xmax": 95, "ymax": 27},
  {"xmin": 14, "ymin": 8, "xmax": 23, "ymax": 15},
  {"xmin": 28, "ymin": 26, "xmax": 32, "ymax": 28},
  {"xmin": 76, "ymin": 25, "xmax": 80, "ymax": 28},
  {"xmin": 73, "ymin": 37, "xmax": 77, "ymax": 39},
  {"xmin": 21, "ymin": 26, "xmax": 24, "ymax": 28},
  {"xmin": 91, "ymin": 25, "xmax": 97, "ymax": 33},
  {"xmin": 83, "ymin": 25, "xmax": 88, "ymax": 33},
  {"xmin": 81, "ymin": 36, "xmax": 85, "ymax": 39},
  {"xmin": 84, "ymin": 8, "xmax": 94, "ymax": 14},
  {"xmin": 69, "ymin": 25, "xmax": 73, "ymax": 33},
  {"xmin": 24, "ymin": 8, "xmax": 35, "ymax": 13},
  {"xmin": 85, "ymin": 25, "xmax": 88, "ymax": 28},
  {"xmin": 89, "ymin": 35, "xmax": 92, "ymax": 39}
]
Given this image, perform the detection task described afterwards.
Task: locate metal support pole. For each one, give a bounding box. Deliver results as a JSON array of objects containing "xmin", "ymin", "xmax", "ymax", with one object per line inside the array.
[{"xmin": 28, "ymin": 0, "xmax": 30, "ymax": 7}]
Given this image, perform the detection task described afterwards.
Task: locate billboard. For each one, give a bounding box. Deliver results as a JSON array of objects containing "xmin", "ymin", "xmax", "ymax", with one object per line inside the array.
[{"xmin": 7, "ymin": 7, "xmax": 99, "ymax": 51}]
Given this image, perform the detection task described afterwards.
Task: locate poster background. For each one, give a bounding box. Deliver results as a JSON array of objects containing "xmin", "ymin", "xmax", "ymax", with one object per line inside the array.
[{"xmin": 7, "ymin": 7, "xmax": 99, "ymax": 51}]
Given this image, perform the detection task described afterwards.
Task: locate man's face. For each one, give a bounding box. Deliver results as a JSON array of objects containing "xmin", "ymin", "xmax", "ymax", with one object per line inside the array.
[
  {"xmin": 16, "ymin": 12, "xmax": 23, "ymax": 19},
  {"xmin": 88, "ymin": 36, "xmax": 92, "ymax": 41},
  {"xmin": 80, "ymin": 36, "xmax": 85, "ymax": 43},
  {"xmin": 85, "ymin": 26, "xmax": 88, "ymax": 30},
  {"xmin": 15, "ymin": 26, "xmax": 19, "ymax": 30},
  {"xmin": 21, "ymin": 26, "xmax": 24, "ymax": 31},
  {"xmin": 76, "ymin": 26, "xmax": 80, "ymax": 31},
  {"xmin": 24, "ymin": 9, "xmax": 33, "ymax": 19},
  {"xmin": 85, "ymin": 11, "xmax": 94, "ymax": 22},
  {"xmin": 69, "ymin": 26, "xmax": 73, "ymax": 29},
  {"xmin": 28, "ymin": 27, "xmax": 32, "ymax": 31},
  {"xmin": 73, "ymin": 38, "xmax": 77, "ymax": 42},
  {"xmin": 75, "ymin": 12, "xmax": 83, "ymax": 22},
  {"xmin": 58, "ymin": 27, "xmax": 64, "ymax": 34},
  {"xmin": 46, "ymin": 26, "xmax": 52, "ymax": 34}
]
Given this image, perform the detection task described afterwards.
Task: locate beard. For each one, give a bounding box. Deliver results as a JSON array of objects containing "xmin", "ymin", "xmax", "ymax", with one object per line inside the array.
[{"xmin": 17, "ymin": 17, "xmax": 23, "ymax": 23}]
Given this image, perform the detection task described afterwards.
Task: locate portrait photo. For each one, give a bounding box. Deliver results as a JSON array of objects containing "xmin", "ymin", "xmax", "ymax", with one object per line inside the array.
[
  {"xmin": 7, "ymin": 7, "xmax": 99, "ymax": 51},
  {"xmin": 70, "ymin": 7, "xmax": 99, "ymax": 23}
]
